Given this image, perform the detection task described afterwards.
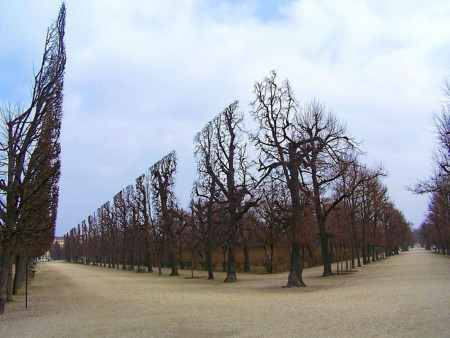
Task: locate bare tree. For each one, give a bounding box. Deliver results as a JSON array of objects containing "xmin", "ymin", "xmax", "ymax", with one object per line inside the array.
[
  {"xmin": 135, "ymin": 173, "xmax": 154, "ymax": 272},
  {"xmin": 410, "ymin": 78, "xmax": 450, "ymax": 255},
  {"xmin": 195, "ymin": 102, "xmax": 258, "ymax": 282},
  {"xmin": 251, "ymin": 72, "xmax": 315, "ymax": 286},
  {"xmin": 339, "ymin": 162, "xmax": 386, "ymax": 266},
  {"xmin": 150, "ymin": 151, "xmax": 181, "ymax": 276},
  {"xmin": 254, "ymin": 176, "xmax": 290, "ymax": 274},
  {"xmin": 0, "ymin": 4, "xmax": 66, "ymax": 314},
  {"xmin": 294, "ymin": 102, "xmax": 359, "ymax": 276},
  {"xmin": 411, "ymin": 80, "xmax": 450, "ymax": 194},
  {"xmin": 192, "ymin": 120, "xmax": 220, "ymax": 280}
]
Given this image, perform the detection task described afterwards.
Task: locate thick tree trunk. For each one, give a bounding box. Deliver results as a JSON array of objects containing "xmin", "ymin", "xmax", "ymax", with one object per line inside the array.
[
  {"xmin": 285, "ymin": 242, "xmax": 306, "ymax": 287},
  {"xmin": 320, "ymin": 232, "xmax": 333, "ymax": 276},
  {"xmin": 6, "ymin": 263, "xmax": 13, "ymax": 303},
  {"xmin": 224, "ymin": 247, "xmax": 237, "ymax": 282},
  {"xmin": 169, "ymin": 251, "xmax": 179, "ymax": 276},
  {"xmin": 0, "ymin": 246, "xmax": 12, "ymax": 314},
  {"xmin": 13, "ymin": 254, "xmax": 26, "ymax": 295},
  {"xmin": 205, "ymin": 249, "xmax": 214, "ymax": 280}
]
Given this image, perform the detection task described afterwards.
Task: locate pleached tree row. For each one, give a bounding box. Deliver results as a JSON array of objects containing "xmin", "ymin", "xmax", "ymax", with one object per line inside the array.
[
  {"xmin": 63, "ymin": 71, "xmax": 413, "ymax": 287},
  {"xmin": 0, "ymin": 4, "xmax": 66, "ymax": 314},
  {"xmin": 412, "ymin": 80, "xmax": 450, "ymax": 254},
  {"xmin": 64, "ymin": 151, "xmax": 185, "ymax": 275}
]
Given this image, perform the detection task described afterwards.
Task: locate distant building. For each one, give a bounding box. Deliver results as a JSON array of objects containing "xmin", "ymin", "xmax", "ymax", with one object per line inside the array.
[{"xmin": 54, "ymin": 236, "xmax": 65, "ymax": 248}]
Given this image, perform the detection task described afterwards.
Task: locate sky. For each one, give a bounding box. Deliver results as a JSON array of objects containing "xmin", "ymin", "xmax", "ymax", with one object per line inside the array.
[{"xmin": 1, "ymin": 0, "xmax": 450, "ymax": 236}]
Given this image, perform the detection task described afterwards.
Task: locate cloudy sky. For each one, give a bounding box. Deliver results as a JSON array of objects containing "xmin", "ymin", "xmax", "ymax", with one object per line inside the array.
[{"xmin": 1, "ymin": 0, "xmax": 449, "ymax": 235}]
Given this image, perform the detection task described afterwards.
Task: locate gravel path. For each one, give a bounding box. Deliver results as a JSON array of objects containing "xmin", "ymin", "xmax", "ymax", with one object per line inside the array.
[{"xmin": 1, "ymin": 248, "xmax": 449, "ymax": 337}]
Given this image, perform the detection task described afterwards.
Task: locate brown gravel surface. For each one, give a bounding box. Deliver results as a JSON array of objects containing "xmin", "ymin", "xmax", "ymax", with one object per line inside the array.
[{"xmin": 1, "ymin": 248, "xmax": 449, "ymax": 337}]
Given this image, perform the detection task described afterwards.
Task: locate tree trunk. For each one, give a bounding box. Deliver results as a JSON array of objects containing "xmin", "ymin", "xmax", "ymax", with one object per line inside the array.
[
  {"xmin": 224, "ymin": 247, "xmax": 237, "ymax": 282},
  {"xmin": 270, "ymin": 243, "xmax": 275, "ymax": 274},
  {"xmin": 222, "ymin": 248, "xmax": 227, "ymax": 272},
  {"xmin": 285, "ymin": 242, "xmax": 306, "ymax": 287},
  {"xmin": 6, "ymin": 262, "xmax": 13, "ymax": 303},
  {"xmin": 130, "ymin": 250, "xmax": 135, "ymax": 271},
  {"xmin": 191, "ymin": 250, "xmax": 194, "ymax": 278},
  {"xmin": 335, "ymin": 244, "xmax": 339, "ymax": 274},
  {"xmin": 243, "ymin": 240, "xmax": 250, "ymax": 273},
  {"xmin": 121, "ymin": 245, "xmax": 127, "ymax": 270},
  {"xmin": 356, "ymin": 241, "xmax": 362, "ymax": 267},
  {"xmin": 362, "ymin": 223, "xmax": 368, "ymax": 265},
  {"xmin": 320, "ymin": 231, "xmax": 333, "ymax": 276},
  {"xmin": 179, "ymin": 242, "xmax": 184, "ymax": 270},
  {"xmin": 169, "ymin": 251, "xmax": 179, "ymax": 276},
  {"xmin": 13, "ymin": 254, "xmax": 26, "ymax": 295},
  {"xmin": 0, "ymin": 246, "xmax": 12, "ymax": 314},
  {"xmin": 158, "ymin": 249, "xmax": 162, "ymax": 275},
  {"xmin": 146, "ymin": 251, "xmax": 153, "ymax": 273},
  {"xmin": 205, "ymin": 249, "xmax": 214, "ymax": 280},
  {"xmin": 264, "ymin": 243, "xmax": 275, "ymax": 274},
  {"xmin": 351, "ymin": 241, "xmax": 355, "ymax": 269}
]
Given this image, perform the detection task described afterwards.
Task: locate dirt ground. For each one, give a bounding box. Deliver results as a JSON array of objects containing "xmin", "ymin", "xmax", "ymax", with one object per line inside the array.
[{"xmin": 0, "ymin": 248, "xmax": 449, "ymax": 337}]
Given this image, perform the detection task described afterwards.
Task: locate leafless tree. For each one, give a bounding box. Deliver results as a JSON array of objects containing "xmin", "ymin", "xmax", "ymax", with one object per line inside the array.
[
  {"xmin": 0, "ymin": 4, "xmax": 65, "ymax": 314},
  {"xmin": 135, "ymin": 173, "xmax": 154, "ymax": 272},
  {"xmin": 339, "ymin": 162, "xmax": 386, "ymax": 266},
  {"xmin": 251, "ymin": 72, "xmax": 315, "ymax": 286},
  {"xmin": 151, "ymin": 151, "xmax": 181, "ymax": 276},
  {"xmin": 195, "ymin": 102, "xmax": 258, "ymax": 282},
  {"xmin": 192, "ymin": 120, "xmax": 221, "ymax": 280},
  {"xmin": 294, "ymin": 102, "xmax": 359, "ymax": 276},
  {"xmin": 254, "ymin": 176, "xmax": 290, "ymax": 273},
  {"xmin": 411, "ymin": 80, "xmax": 450, "ymax": 194},
  {"xmin": 410, "ymin": 78, "xmax": 450, "ymax": 254}
]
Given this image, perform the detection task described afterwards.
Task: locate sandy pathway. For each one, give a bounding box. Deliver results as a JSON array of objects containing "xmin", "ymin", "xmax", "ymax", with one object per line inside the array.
[{"xmin": 1, "ymin": 248, "xmax": 449, "ymax": 337}]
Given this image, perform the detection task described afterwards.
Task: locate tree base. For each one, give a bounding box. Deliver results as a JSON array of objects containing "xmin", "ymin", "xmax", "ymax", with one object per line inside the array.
[
  {"xmin": 285, "ymin": 270, "xmax": 307, "ymax": 287},
  {"xmin": 224, "ymin": 272, "xmax": 237, "ymax": 283},
  {"xmin": 284, "ymin": 279, "xmax": 307, "ymax": 288}
]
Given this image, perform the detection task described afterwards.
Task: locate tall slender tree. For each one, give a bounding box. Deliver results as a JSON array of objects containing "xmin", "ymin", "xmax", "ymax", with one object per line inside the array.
[
  {"xmin": 151, "ymin": 151, "xmax": 180, "ymax": 276},
  {"xmin": 193, "ymin": 120, "xmax": 220, "ymax": 280},
  {"xmin": 195, "ymin": 102, "xmax": 258, "ymax": 282},
  {"xmin": 0, "ymin": 4, "xmax": 66, "ymax": 314}
]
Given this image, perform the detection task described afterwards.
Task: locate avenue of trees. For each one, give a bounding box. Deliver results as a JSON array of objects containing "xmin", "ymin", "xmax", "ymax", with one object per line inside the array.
[
  {"xmin": 0, "ymin": 4, "xmax": 417, "ymax": 318},
  {"xmin": 0, "ymin": 5, "xmax": 66, "ymax": 314},
  {"xmin": 63, "ymin": 72, "xmax": 413, "ymax": 288},
  {"xmin": 412, "ymin": 81, "xmax": 450, "ymax": 254}
]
